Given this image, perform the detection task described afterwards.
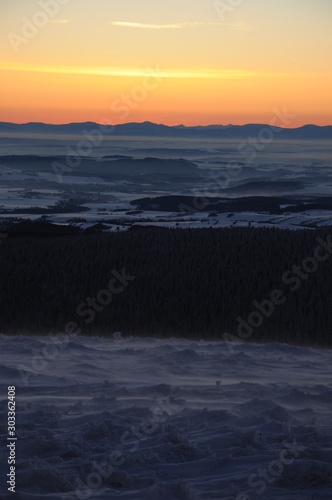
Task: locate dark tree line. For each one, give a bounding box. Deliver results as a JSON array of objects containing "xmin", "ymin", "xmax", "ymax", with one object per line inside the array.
[{"xmin": 0, "ymin": 226, "xmax": 331, "ymax": 347}]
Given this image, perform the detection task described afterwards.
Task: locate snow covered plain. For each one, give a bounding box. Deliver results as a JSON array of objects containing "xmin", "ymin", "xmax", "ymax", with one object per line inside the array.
[
  {"xmin": 1, "ymin": 334, "xmax": 332, "ymax": 499},
  {"xmin": 1, "ymin": 136, "xmax": 332, "ymax": 232}
]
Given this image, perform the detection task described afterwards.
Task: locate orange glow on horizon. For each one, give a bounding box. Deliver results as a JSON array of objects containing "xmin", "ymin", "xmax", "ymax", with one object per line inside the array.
[
  {"xmin": 1, "ymin": 65, "xmax": 331, "ymax": 128},
  {"xmin": 1, "ymin": 0, "xmax": 331, "ymax": 127}
]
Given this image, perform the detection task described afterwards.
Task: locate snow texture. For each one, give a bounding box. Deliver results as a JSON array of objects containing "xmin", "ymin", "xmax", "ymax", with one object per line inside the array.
[{"xmin": 0, "ymin": 334, "xmax": 331, "ymax": 499}]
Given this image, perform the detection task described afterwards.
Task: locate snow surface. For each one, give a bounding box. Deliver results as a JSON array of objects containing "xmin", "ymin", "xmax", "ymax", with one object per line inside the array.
[{"xmin": 0, "ymin": 334, "xmax": 332, "ymax": 499}]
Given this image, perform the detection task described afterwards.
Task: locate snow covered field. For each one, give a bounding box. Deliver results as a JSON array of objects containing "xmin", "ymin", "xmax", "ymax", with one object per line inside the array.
[
  {"xmin": 1, "ymin": 334, "xmax": 331, "ymax": 499},
  {"xmin": 1, "ymin": 136, "xmax": 332, "ymax": 231}
]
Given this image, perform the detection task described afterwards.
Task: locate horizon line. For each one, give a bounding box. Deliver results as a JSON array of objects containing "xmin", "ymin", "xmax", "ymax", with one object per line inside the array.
[{"xmin": 0, "ymin": 120, "xmax": 331, "ymax": 130}]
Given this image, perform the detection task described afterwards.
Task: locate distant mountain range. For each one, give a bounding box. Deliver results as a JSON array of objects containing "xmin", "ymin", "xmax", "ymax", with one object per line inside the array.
[{"xmin": 0, "ymin": 121, "xmax": 331, "ymax": 139}]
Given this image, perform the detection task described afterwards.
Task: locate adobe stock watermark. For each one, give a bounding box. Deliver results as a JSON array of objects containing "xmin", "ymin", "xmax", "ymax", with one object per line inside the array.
[
  {"xmin": 238, "ymin": 107, "xmax": 296, "ymax": 163},
  {"xmin": 17, "ymin": 268, "xmax": 135, "ymax": 386},
  {"xmin": 237, "ymin": 438, "xmax": 304, "ymax": 499},
  {"xmin": 7, "ymin": 0, "xmax": 71, "ymax": 54},
  {"xmin": 62, "ymin": 396, "xmax": 183, "ymax": 500},
  {"xmin": 214, "ymin": 0, "xmax": 244, "ymax": 21},
  {"xmin": 52, "ymin": 65, "xmax": 163, "ymax": 182},
  {"xmin": 223, "ymin": 233, "xmax": 332, "ymax": 347},
  {"xmin": 110, "ymin": 67, "xmax": 163, "ymax": 121},
  {"xmin": 179, "ymin": 107, "xmax": 296, "ymax": 215}
]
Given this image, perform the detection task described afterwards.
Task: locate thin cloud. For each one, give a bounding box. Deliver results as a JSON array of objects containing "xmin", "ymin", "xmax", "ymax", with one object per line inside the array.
[
  {"xmin": 0, "ymin": 63, "xmax": 303, "ymax": 80},
  {"xmin": 110, "ymin": 21, "xmax": 252, "ymax": 31},
  {"xmin": 226, "ymin": 22, "xmax": 253, "ymax": 31},
  {"xmin": 49, "ymin": 19, "xmax": 69, "ymax": 25}
]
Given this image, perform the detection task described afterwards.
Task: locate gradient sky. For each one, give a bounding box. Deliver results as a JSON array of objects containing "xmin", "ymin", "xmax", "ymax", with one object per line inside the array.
[{"xmin": 1, "ymin": 0, "xmax": 331, "ymax": 126}]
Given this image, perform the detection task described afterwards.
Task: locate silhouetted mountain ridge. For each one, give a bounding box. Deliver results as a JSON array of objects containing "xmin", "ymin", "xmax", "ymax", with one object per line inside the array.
[{"xmin": 0, "ymin": 121, "xmax": 331, "ymax": 139}]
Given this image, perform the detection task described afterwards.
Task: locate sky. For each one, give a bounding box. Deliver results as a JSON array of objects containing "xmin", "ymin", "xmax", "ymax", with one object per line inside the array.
[{"xmin": 0, "ymin": 0, "xmax": 331, "ymax": 126}]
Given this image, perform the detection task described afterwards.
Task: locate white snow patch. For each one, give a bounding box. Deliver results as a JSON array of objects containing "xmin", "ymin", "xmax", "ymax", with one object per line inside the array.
[{"xmin": 0, "ymin": 334, "xmax": 331, "ymax": 499}]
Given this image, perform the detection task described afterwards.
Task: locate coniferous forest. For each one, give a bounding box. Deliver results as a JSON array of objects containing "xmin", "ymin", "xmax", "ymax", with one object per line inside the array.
[{"xmin": 1, "ymin": 226, "xmax": 331, "ymax": 347}]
